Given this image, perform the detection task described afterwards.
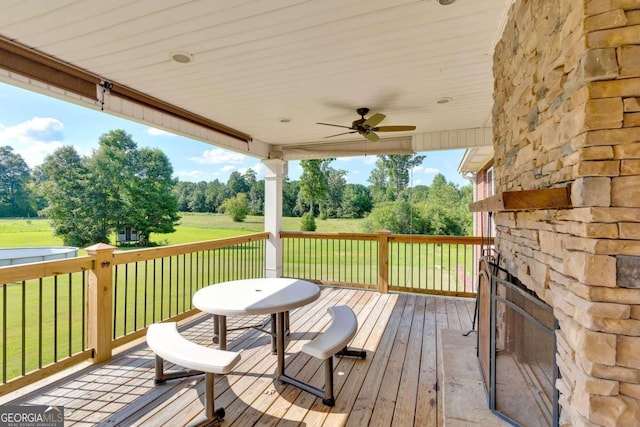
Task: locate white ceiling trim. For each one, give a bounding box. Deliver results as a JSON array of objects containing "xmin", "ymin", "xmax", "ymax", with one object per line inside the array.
[
  {"xmin": 277, "ymin": 136, "xmax": 413, "ymax": 161},
  {"xmin": 0, "ymin": 67, "xmax": 100, "ymax": 113},
  {"xmin": 412, "ymin": 127, "xmax": 493, "ymax": 152},
  {"xmin": 100, "ymin": 86, "xmax": 271, "ymax": 159}
]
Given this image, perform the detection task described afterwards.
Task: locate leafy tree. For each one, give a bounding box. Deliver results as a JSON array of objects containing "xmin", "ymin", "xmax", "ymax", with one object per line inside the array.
[
  {"xmin": 220, "ymin": 192, "xmax": 249, "ymax": 222},
  {"xmin": 421, "ymin": 204, "xmax": 462, "ymax": 235},
  {"xmin": 39, "ymin": 146, "xmax": 93, "ymax": 246},
  {"xmin": 205, "ymin": 179, "xmax": 225, "ymax": 212},
  {"xmin": 282, "ymin": 179, "xmax": 300, "ymax": 217},
  {"xmin": 324, "ymin": 168, "xmax": 347, "ymax": 218},
  {"xmin": 367, "ymin": 162, "xmax": 389, "ymax": 204},
  {"xmin": 0, "ymin": 146, "xmax": 35, "ymax": 217},
  {"xmin": 84, "ymin": 129, "xmax": 138, "ymax": 242},
  {"xmin": 368, "ymin": 154, "xmax": 425, "ymax": 202},
  {"xmin": 40, "ymin": 130, "xmax": 179, "ymax": 246},
  {"xmin": 408, "ymin": 184, "xmax": 430, "ymax": 204},
  {"xmin": 299, "ymin": 159, "xmax": 333, "ymax": 215},
  {"xmin": 225, "ymin": 171, "xmax": 249, "ymax": 198},
  {"xmin": 128, "ymin": 147, "xmax": 180, "ymax": 243},
  {"xmin": 188, "ymin": 181, "xmax": 208, "ymax": 212},
  {"xmin": 174, "ymin": 181, "xmax": 194, "ymax": 211},
  {"xmin": 244, "ymin": 169, "xmax": 264, "ymax": 215},
  {"xmin": 300, "ymin": 212, "xmax": 316, "ymax": 231},
  {"xmin": 363, "ymin": 200, "xmax": 425, "ymax": 234},
  {"xmin": 27, "ymin": 165, "xmax": 48, "ymax": 214},
  {"xmin": 341, "ymin": 184, "xmax": 372, "ymax": 218},
  {"xmin": 420, "ymin": 174, "xmax": 473, "ymax": 235}
]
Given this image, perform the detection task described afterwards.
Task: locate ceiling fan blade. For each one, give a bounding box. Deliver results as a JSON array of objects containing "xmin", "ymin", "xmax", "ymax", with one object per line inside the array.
[
  {"xmin": 364, "ymin": 131, "xmax": 380, "ymax": 142},
  {"xmin": 374, "ymin": 125, "xmax": 417, "ymax": 132},
  {"xmin": 363, "ymin": 113, "xmax": 385, "ymax": 128},
  {"xmin": 324, "ymin": 130, "xmax": 358, "ymax": 138},
  {"xmin": 316, "ymin": 122, "xmax": 353, "ymax": 129}
]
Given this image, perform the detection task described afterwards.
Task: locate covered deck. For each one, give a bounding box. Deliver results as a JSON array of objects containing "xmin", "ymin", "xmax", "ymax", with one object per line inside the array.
[{"xmin": 5, "ymin": 287, "xmax": 475, "ymax": 426}]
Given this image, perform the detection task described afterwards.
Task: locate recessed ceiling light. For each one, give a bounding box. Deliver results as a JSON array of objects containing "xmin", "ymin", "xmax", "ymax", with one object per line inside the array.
[
  {"xmin": 437, "ymin": 0, "xmax": 456, "ymax": 5},
  {"xmin": 436, "ymin": 97, "xmax": 453, "ymax": 104},
  {"xmin": 169, "ymin": 51, "xmax": 193, "ymax": 64}
]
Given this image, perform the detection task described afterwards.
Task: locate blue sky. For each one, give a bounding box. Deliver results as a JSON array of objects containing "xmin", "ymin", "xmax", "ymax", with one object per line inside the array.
[{"xmin": 0, "ymin": 82, "xmax": 469, "ymax": 187}]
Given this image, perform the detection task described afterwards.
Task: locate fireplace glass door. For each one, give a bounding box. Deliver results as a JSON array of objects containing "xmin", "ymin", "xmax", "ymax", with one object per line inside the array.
[{"xmin": 490, "ymin": 275, "xmax": 559, "ymax": 427}]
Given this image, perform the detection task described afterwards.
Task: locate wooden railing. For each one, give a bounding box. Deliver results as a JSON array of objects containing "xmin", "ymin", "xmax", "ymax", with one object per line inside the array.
[
  {"xmin": 0, "ymin": 232, "xmax": 268, "ymax": 396},
  {"xmin": 281, "ymin": 231, "xmax": 491, "ymax": 297},
  {"xmin": 0, "ymin": 230, "xmax": 489, "ymax": 397}
]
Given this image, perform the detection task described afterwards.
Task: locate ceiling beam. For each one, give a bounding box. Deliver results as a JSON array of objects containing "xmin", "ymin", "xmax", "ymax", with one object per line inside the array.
[{"xmin": 0, "ymin": 36, "xmax": 251, "ymax": 143}]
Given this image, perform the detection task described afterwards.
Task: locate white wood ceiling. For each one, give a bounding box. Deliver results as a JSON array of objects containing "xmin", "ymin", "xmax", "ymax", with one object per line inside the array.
[{"xmin": 0, "ymin": 0, "xmax": 510, "ymax": 154}]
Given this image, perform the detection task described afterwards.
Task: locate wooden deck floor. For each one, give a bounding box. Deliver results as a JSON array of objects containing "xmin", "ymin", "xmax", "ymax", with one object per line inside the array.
[{"xmin": 7, "ymin": 287, "xmax": 475, "ymax": 426}]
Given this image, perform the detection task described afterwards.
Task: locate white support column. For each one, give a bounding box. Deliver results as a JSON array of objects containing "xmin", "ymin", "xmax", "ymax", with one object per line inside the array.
[{"xmin": 263, "ymin": 159, "xmax": 286, "ymax": 278}]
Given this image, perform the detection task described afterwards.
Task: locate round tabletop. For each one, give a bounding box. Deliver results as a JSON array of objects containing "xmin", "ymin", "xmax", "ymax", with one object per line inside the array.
[{"xmin": 192, "ymin": 277, "xmax": 320, "ymax": 316}]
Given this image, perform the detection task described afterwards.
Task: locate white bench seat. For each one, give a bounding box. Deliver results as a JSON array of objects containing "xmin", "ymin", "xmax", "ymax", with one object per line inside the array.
[
  {"xmin": 146, "ymin": 322, "xmax": 240, "ymax": 426},
  {"xmin": 281, "ymin": 305, "xmax": 366, "ymax": 406},
  {"xmin": 302, "ymin": 305, "xmax": 359, "ymax": 359}
]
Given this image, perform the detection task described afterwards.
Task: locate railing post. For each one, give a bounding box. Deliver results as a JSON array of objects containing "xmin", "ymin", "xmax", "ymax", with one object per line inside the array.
[
  {"xmin": 377, "ymin": 230, "xmax": 391, "ymax": 294},
  {"xmin": 86, "ymin": 243, "xmax": 116, "ymax": 363}
]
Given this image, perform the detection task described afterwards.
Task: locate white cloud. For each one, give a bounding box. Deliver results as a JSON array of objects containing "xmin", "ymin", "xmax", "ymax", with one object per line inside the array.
[
  {"xmin": 188, "ymin": 148, "xmax": 247, "ymax": 165},
  {"xmin": 0, "ymin": 117, "xmax": 65, "ymax": 167},
  {"xmin": 363, "ymin": 156, "xmax": 377, "ymax": 165},
  {"xmin": 239, "ymin": 162, "xmax": 264, "ymax": 177},
  {"xmin": 147, "ymin": 127, "xmax": 173, "ymax": 136},
  {"xmin": 412, "ymin": 165, "xmax": 440, "ymax": 175},
  {"xmin": 174, "ymin": 169, "xmax": 221, "ymax": 181}
]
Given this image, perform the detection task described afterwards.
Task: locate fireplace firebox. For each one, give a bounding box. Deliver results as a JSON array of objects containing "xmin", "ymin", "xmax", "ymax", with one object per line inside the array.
[{"xmin": 477, "ymin": 255, "xmax": 559, "ymax": 427}]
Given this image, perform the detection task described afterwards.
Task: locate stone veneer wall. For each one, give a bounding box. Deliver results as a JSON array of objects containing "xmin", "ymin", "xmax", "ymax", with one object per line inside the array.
[{"xmin": 492, "ymin": 0, "xmax": 640, "ymax": 425}]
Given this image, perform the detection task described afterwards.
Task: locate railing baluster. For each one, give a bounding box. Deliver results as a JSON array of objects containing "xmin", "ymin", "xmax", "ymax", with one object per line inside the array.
[
  {"xmin": 113, "ymin": 265, "xmax": 119, "ymax": 339},
  {"xmin": 124, "ymin": 264, "xmax": 128, "ymax": 336},
  {"xmin": 39, "ymin": 278, "xmax": 43, "ymax": 368},
  {"xmin": 183, "ymin": 254, "xmax": 187, "ymax": 311},
  {"xmin": 82, "ymin": 272, "xmax": 86, "ymax": 351},
  {"xmin": 152, "ymin": 259, "xmax": 157, "ymax": 322},
  {"xmin": 134, "ymin": 262, "xmax": 138, "ymax": 332},
  {"xmin": 144, "ymin": 260, "xmax": 149, "ymax": 327},
  {"xmin": 68, "ymin": 273, "xmax": 72, "ymax": 357},
  {"xmin": 54, "ymin": 275, "xmax": 58, "ymax": 362},
  {"xmin": 21, "ymin": 280, "xmax": 25, "ymax": 375},
  {"xmin": 168, "ymin": 255, "xmax": 172, "ymax": 317},
  {"xmin": 2, "ymin": 282, "xmax": 6, "ymax": 383}
]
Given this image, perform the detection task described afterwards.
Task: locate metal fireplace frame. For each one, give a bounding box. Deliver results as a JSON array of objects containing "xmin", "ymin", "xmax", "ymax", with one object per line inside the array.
[{"xmin": 488, "ymin": 271, "xmax": 560, "ymax": 427}]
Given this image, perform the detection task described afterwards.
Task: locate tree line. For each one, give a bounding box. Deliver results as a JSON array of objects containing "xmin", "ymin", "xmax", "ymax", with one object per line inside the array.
[{"xmin": 0, "ymin": 129, "xmax": 473, "ymax": 246}]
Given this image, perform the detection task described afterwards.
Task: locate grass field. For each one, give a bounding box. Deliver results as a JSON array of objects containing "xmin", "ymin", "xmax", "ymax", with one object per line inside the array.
[{"xmin": 0, "ymin": 213, "xmax": 367, "ymax": 248}]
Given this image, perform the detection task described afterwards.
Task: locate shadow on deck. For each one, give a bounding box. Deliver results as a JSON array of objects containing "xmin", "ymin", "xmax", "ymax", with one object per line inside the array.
[{"xmin": 4, "ymin": 287, "xmax": 476, "ymax": 426}]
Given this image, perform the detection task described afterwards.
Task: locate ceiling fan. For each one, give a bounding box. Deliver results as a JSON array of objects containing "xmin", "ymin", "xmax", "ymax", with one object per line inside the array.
[{"xmin": 317, "ymin": 107, "xmax": 416, "ymax": 141}]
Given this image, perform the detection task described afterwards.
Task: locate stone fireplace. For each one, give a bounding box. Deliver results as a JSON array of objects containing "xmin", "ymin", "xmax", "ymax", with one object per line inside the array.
[{"xmin": 485, "ymin": 0, "xmax": 640, "ymax": 425}]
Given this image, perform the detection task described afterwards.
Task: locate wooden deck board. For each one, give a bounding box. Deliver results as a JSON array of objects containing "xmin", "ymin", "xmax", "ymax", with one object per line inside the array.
[{"xmin": 5, "ymin": 288, "xmax": 474, "ymax": 427}]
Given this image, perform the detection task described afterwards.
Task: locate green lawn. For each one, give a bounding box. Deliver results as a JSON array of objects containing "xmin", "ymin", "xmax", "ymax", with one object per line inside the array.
[{"xmin": 0, "ymin": 213, "xmax": 367, "ymax": 249}]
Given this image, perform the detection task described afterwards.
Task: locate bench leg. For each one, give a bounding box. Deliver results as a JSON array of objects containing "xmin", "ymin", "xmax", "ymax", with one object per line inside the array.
[
  {"xmin": 322, "ymin": 357, "xmax": 335, "ymax": 407},
  {"xmin": 270, "ymin": 313, "xmax": 277, "ymax": 354},
  {"xmin": 185, "ymin": 373, "xmax": 226, "ymax": 426},
  {"xmin": 280, "ymin": 357, "xmax": 336, "ymax": 407},
  {"xmin": 336, "ymin": 346, "xmax": 367, "ymax": 359},
  {"xmin": 285, "ymin": 310, "xmax": 290, "ymax": 336},
  {"xmin": 154, "ymin": 355, "xmax": 203, "ymax": 384},
  {"xmin": 212, "ymin": 314, "xmax": 219, "ymax": 344}
]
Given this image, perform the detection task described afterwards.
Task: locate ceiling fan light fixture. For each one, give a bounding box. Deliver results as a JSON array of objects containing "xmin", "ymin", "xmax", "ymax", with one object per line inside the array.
[
  {"xmin": 436, "ymin": 97, "xmax": 453, "ymax": 104},
  {"xmin": 169, "ymin": 51, "xmax": 193, "ymax": 64},
  {"xmin": 436, "ymin": 0, "xmax": 456, "ymax": 5}
]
